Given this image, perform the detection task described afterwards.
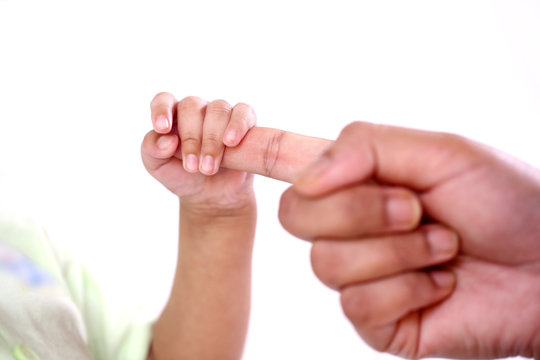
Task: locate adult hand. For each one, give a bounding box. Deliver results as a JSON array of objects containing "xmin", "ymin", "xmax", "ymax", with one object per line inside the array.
[{"xmin": 279, "ymin": 121, "xmax": 540, "ymax": 359}]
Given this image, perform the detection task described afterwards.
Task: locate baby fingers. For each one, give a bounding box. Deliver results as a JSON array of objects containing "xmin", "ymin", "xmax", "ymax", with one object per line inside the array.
[
  {"xmin": 223, "ymin": 103, "xmax": 257, "ymax": 147},
  {"xmin": 173, "ymin": 97, "xmax": 257, "ymax": 175},
  {"xmin": 199, "ymin": 99, "xmax": 233, "ymax": 175},
  {"xmin": 141, "ymin": 130, "xmax": 180, "ymax": 173}
]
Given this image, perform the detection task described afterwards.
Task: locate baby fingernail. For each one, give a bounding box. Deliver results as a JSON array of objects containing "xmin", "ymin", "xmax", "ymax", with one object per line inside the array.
[
  {"xmin": 386, "ymin": 193, "xmax": 421, "ymax": 229},
  {"xmin": 157, "ymin": 135, "xmax": 171, "ymax": 149},
  {"xmin": 201, "ymin": 155, "xmax": 214, "ymax": 174},
  {"xmin": 185, "ymin": 154, "xmax": 199, "ymax": 172},
  {"xmin": 155, "ymin": 116, "xmax": 169, "ymax": 131},
  {"xmin": 427, "ymin": 228, "xmax": 459, "ymax": 257}
]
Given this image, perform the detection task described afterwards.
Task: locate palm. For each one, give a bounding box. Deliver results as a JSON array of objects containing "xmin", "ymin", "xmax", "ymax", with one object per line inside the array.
[
  {"xmin": 411, "ymin": 155, "xmax": 540, "ymax": 358},
  {"xmin": 151, "ymin": 153, "xmax": 254, "ymax": 210}
]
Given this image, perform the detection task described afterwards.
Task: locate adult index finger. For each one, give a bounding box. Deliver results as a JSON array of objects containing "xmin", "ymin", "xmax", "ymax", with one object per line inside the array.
[{"xmin": 221, "ymin": 127, "xmax": 332, "ymax": 183}]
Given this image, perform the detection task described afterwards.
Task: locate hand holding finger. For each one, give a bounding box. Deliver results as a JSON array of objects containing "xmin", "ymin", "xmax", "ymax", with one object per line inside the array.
[{"xmin": 201, "ymin": 101, "xmax": 258, "ymax": 175}]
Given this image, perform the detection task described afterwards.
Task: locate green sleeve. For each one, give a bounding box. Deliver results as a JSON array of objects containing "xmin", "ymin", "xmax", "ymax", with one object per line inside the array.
[{"xmin": 0, "ymin": 217, "xmax": 153, "ymax": 360}]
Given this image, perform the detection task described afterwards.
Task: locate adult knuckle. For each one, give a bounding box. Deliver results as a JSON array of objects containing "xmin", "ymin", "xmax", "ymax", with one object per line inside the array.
[
  {"xmin": 341, "ymin": 287, "xmax": 374, "ymax": 326},
  {"xmin": 340, "ymin": 187, "xmax": 386, "ymax": 233},
  {"xmin": 343, "ymin": 121, "xmax": 363, "ymax": 133},
  {"xmin": 278, "ymin": 189, "xmax": 294, "ymax": 227},
  {"xmin": 435, "ymin": 132, "xmax": 474, "ymax": 157},
  {"xmin": 278, "ymin": 188, "xmax": 306, "ymax": 238},
  {"xmin": 310, "ymin": 242, "xmax": 341, "ymax": 289},
  {"xmin": 262, "ymin": 129, "xmax": 285, "ymax": 178},
  {"xmin": 342, "ymin": 121, "xmax": 374, "ymax": 136},
  {"xmin": 386, "ymin": 241, "xmax": 413, "ymax": 268}
]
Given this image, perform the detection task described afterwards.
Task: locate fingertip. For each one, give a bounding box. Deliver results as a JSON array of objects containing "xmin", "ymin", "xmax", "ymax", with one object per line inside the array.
[
  {"xmin": 156, "ymin": 133, "xmax": 174, "ymax": 150},
  {"xmin": 225, "ymin": 103, "xmax": 257, "ymax": 147},
  {"xmin": 223, "ymin": 129, "xmax": 238, "ymax": 147},
  {"xmin": 200, "ymin": 154, "xmax": 217, "ymax": 175},
  {"xmin": 385, "ymin": 190, "xmax": 423, "ymax": 231},
  {"xmin": 183, "ymin": 154, "xmax": 199, "ymax": 173},
  {"xmin": 141, "ymin": 132, "xmax": 178, "ymax": 172},
  {"xmin": 154, "ymin": 115, "xmax": 170, "ymax": 133},
  {"xmin": 153, "ymin": 134, "xmax": 178, "ymax": 158}
]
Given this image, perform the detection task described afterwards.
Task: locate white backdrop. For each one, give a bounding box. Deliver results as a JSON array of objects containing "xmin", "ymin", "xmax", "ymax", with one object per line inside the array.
[{"xmin": 0, "ymin": 1, "xmax": 539, "ymax": 359}]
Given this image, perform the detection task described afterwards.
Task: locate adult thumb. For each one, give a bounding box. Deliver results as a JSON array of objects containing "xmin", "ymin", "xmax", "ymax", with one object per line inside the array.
[{"xmin": 294, "ymin": 121, "xmax": 478, "ymax": 196}]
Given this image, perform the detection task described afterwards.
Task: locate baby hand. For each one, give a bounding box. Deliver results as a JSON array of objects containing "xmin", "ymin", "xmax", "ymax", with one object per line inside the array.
[{"xmin": 141, "ymin": 93, "xmax": 257, "ymax": 211}]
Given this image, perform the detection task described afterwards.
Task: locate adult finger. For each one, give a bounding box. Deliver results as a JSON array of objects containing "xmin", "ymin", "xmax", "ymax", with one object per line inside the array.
[
  {"xmin": 221, "ymin": 127, "xmax": 332, "ymax": 183},
  {"xmin": 177, "ymin": 96, "xmax": 208, "ymax": 173},
  {"xmin": 223, "ymin": 103, "xmax": 257, "ymax": 147},
  {"xmin": 310, "ymin": 224, "xmax": 459, "ymax": 290},
  {"xmin": 278, "ymin": 184, "xmax": 422, "ymax": 240},
  {"xmin": 294, "ymin": 121, "xmax": 483, "ymax": 196},
  {"xmin": 340, "ymin": 270, "xmax": 455, "ymax": 355},
  {"xmin": 199, "ymin": 99, "xmax": 232, "ymax": 175},
  {"xmin": 150, "ymin": 92, "xmax": 177, "ymax": 134}
]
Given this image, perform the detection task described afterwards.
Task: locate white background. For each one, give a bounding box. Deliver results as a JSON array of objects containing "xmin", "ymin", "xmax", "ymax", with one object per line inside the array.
[{"xmin": 1, "ymin": 1, "xmax": 539, "ymax": 359}]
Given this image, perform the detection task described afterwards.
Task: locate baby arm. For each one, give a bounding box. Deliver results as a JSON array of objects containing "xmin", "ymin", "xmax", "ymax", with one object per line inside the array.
[{"xmin": 142, "ymin": 94, "xmax": 257, "ymax": 360}]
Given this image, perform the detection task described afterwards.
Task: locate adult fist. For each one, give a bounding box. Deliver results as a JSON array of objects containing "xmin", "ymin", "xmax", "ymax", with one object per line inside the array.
[{"xmin": 280, "ymin": 121, "xmax": 540, "ymax": 359}]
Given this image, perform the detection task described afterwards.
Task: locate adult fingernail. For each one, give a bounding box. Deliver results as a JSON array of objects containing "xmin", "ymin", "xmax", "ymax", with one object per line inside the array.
[
  {"xmin": 386, "ymin": 193, "xmax": 421, "ymax": 229},
  {"xmin": 427, "ymin": 228, "xmax": 459, "ymax": 258},
  {"xmin": 224, "ymin": 130, "xmax": 237, "ymax": 146},
  {"xmin": 185, "ymin": 154, "xmax": 198, "ymax": 172},
  {"xmin": 201, "ymin": 155, "xmax": 214, "ymax": 174},
  {"xmin": 155, "ymin": 116, "xmax": 169, "ymax": 131},
  {"xmin": 430, "ymin": 271, "xmax": 455, "ymax": 288}
]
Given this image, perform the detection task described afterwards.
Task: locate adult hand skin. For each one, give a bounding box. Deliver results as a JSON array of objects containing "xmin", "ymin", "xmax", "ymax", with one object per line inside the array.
[{"xmin": 279, "ymin": 121, "xmax": 540, "ymax": 359}]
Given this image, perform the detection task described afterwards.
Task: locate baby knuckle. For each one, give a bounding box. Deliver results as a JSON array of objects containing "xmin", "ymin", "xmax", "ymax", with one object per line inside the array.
[
  {"xmin": 178, "ymin": 96, "xmax": 205, "ymax": 112},
  {"xmin": 207, "ymin": 99, "xmax": 232, "ymax": 116},
  {"xmin": 202, "ymin": 136, "xmax": 221, "ymax": 152},
  {"xmin": 150, "ymin": 92, "xmax": 172, "ymax": 107},
  {"xmin": 234, "ymin": 102, "xmax": 256, "ymax": 119},
  {"xmin": 180, "ymin": 136, "xmax": 200, "ymax": 148}
]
